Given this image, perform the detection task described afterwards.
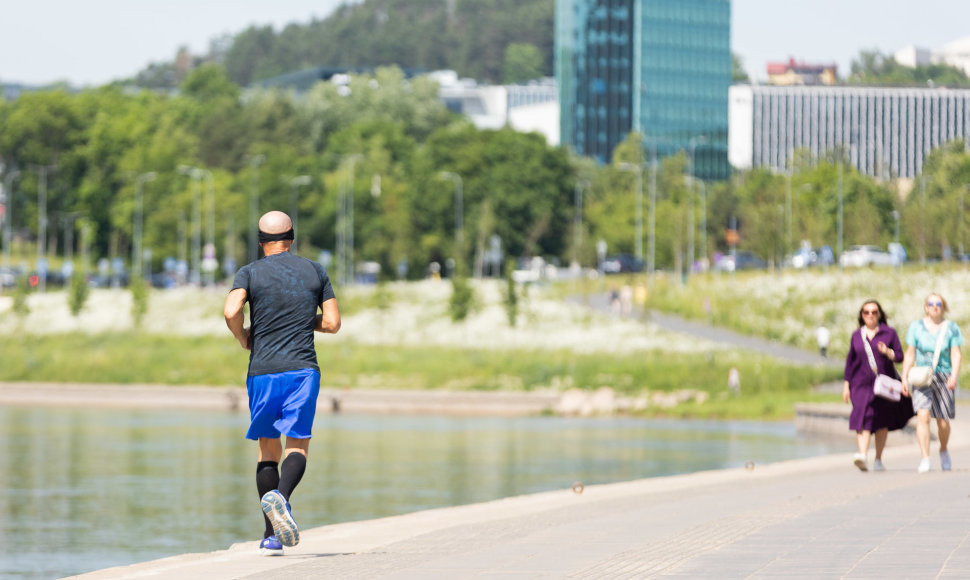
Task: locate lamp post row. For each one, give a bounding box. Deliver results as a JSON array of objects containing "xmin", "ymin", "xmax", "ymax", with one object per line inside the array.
[{"xmin": 5, "ymin": 145, "xmax": 931, "ymax": 289}]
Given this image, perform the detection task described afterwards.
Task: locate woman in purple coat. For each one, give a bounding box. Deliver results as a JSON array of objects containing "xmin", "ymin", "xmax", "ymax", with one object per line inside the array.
[{"xmin": 842, "ymin": 300, "xmax": 914, "ymax": 471}]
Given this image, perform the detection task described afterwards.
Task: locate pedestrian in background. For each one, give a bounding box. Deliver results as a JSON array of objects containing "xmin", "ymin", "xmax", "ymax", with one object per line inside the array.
[
  {"xmin": 901, "ymin": 293, "xmax": 963, "ymax": 473},
  {"xmin": 224, "ymin": 210, "xmax": 341, "ymax": 555},
  {"xmin": 816, "ymin": 324, "xmax": 830, "ymax": 357},
  {"xmin": 842, "ymin": 300, "xmax": 913, "ymax": 471}
]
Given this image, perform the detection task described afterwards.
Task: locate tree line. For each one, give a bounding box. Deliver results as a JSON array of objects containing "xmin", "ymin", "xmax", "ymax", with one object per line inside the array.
[{"xmin": 2, "ymin": 64, "xmax": 969, "ymax": 287}]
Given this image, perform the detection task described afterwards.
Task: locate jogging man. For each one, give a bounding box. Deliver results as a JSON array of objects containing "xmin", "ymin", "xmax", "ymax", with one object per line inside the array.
[{"xmin": 224, "ymin": 210, "xmax": 341, "ymax": 556}]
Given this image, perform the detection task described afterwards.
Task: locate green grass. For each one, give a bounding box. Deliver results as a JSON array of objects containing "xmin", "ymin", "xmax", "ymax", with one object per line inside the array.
[
  {"xmin": 564, "ymin": 264, "xmax": 970, "ymax": 368},
  {"xmin": 0, "ymin": 333, "xmax": 841, "ymax": 419}
]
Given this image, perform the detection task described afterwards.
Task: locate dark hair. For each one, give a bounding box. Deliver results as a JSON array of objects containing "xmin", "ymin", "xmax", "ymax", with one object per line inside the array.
[{"xmin": 857, "ymin": 300, "xmax": 888, "ymax": 327}]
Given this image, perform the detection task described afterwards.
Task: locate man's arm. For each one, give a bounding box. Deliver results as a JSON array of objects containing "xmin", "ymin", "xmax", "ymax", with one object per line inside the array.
[
  {"xmin": 315, "ymin": 297, "xmax": 341, "ymax": 334},
  {"xmin": 224, "ymin": 288, "xmax": 251, "ymax": 350}
]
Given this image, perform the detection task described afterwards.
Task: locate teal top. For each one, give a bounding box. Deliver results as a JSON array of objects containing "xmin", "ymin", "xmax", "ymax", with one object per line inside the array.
[{"xmin": 905, "ymin": 319, "xmax": 964, "ymax": 373}]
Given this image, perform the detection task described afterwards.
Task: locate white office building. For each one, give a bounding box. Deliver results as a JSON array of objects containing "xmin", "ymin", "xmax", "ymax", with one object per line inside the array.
[
  {"xmin": 729, "ymin": 84, "xmax": 970, "ymax": 179},
  {"xmin": 433, "ymin": 71, "xmax": 560, "ymax": 145}
]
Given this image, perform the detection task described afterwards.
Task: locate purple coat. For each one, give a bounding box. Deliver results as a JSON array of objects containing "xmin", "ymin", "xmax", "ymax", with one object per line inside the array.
[{"xmin": 843, "ymin": 324, "xmax": 914, "ymax": 431}]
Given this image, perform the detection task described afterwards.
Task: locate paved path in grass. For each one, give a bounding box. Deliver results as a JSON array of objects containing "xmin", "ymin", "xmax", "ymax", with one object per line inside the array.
[
  {"xmin": 72, "ymin": 423, "xmax": 970, "ymax": 580},
  {"xmin": 574, "ymin": 293, "xmax": 841, "ymax": 368}
]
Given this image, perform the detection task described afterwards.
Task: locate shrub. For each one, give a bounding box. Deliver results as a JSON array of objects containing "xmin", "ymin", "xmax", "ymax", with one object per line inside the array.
[{"xmin": 68, "ymin": 272, "xmax": 89, "ymax": 317}]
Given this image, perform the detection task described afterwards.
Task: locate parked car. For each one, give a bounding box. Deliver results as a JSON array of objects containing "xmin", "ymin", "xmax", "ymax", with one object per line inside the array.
[
  {"xmin": 601, "ymin": 254, "xmax": 644, "ymax": 273},
  {"xmin": 713, "ymin": 251, "xmax": 766, "ymax": 272},
  {"xmin": 888, "ymin": 243, "xmax": 907, "ymax": 265},
  {"xmin": 0, "ymin": 267, "xmax": 22, "ymax": 288},
  {"xmin": 790, "ymin": 245, "xmax": 835, "ymax": 268},
  {"xmin": 839, "ymin": 245, "xmax": 894, "ymax": 268}
]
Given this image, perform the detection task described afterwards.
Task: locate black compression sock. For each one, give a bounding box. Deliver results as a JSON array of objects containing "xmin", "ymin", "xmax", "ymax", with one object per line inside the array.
[
  {"xmin": 256, "ymin": 461, "xmax": 280, "ymax": 538},
  {"xmin": 278, "ymin": 453, "xmax": 307, "ymax": 501}
]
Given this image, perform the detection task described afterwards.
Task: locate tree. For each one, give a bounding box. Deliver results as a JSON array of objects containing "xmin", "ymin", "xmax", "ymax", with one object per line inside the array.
[
  {"xmin": 848, "ymin": 50, "xmax": 970, "ymax": 87},
  {"xmin": 223, "ymin": 25, "xmax": 276, "ymax": 87},
  {"xmin": 504, "ymin": 43, "xmax": 544, "ymax": 83},
  {"xmin": 732, "ymin": 53, "xmax": 750, "ymax": 83}
]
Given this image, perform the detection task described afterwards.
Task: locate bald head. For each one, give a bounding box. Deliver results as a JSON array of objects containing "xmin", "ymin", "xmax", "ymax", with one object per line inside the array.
[{"xmin": 258, "ymin": 211, "xmax": 292, "ymax": 234}]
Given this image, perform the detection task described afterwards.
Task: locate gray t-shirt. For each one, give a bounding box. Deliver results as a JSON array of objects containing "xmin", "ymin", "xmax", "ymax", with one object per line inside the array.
[{"xmin": 231, "ymin": 252, "xmax": 335, "ymax": 376}]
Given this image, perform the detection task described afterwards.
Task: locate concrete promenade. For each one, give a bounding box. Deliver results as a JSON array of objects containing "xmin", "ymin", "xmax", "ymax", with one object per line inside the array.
[{"xmin": 74, "ymin": 424, "xmax": 970, "ymax": 580}]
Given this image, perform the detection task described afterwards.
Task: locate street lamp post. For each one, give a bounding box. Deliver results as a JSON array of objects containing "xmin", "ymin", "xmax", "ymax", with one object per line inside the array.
[
  {"xmin": 573, "ymin": 180, "xmax": 589, "ymax": 267},
  {"xmin": 648, "ymin": 146, "xmax": 657, "ymax": 284},
  {"xmin": 287, "ymin": 175, "xmax": 312, "ymax": 252},
  {"xmin": 962, "ymin": 185, "xmax": 968, "ymax": 258},
  {"xmin": 837, "ymin": 159, "xmax": 844, "ymax": 271},
  {"xmin": 178, "ymin": 165, "xmax": 203, "ymax": 285},
  {"xmin": 2, "ymin": 169, "xmax": 21, "ymax": 270},
  {"xmin": 337, "ymin": 155, "xmax": 362, "ymax": 285},
  {"xmin": 698, "ymin": 181, "xmax": 707, "ymax": 270},
  {"xmin": 687, "ymin": 136, "xmax": 707, "ymax": 275},
  {"xmin": 786, "ymin": 164, "xmax": 793, "ymax": 260},
  {"xmin": 437, "ymin": 171, "xmax": 464, "ymax": 249},
  {"xmin": 30, "ymin": 164, "xmax": 56, "ymax": 292},
  {"xmin": 920, "ymin": 176, "xmax": 926, "ymax": 264},
  {"xmin": 199, "ymin": 170, "xmax": 217, "ymax": 285},
  {"xmin": 247, "ymin": 154, "xmax": 265, "ymax": 264},
  {"xmin": 60, "ymin": 211, "xmax": 83, "ymax": 278},
  {"xmin": 892, "ymin": 210, "xmax": 900, "ymax": 246},
  {"xmin": 132, "ymin": 171, "xmax": 157, "ymax": 281},
  {"xmin": 618, "ymin": 162, "xmax": 643, "ymax": 263}
]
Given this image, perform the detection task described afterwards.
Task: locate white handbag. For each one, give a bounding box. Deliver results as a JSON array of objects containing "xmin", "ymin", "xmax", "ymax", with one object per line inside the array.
[
  {"xmin": 861, "ymin": 329, "xmax": 902, "ymax": 401},
  {"xmin": 907, "ymin": 321, "xmax": 949, "ymax": 388},
  {"xmin": 873, "ymin": 374, "xmax": 903, "ymax": 401}
]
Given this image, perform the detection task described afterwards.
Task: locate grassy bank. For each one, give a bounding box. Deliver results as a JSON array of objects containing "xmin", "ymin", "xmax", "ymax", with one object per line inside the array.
[
  {"xmin": 0, "ymin": 333, "xmax": 839, "ymax": 419},
  {"xmin": 588, "ymin": 265, "xmax": 970, "ymax": 366}
]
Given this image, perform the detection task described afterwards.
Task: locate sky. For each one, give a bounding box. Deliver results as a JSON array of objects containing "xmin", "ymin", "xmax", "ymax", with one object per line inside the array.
[{"xmin": 2, "ymin": 0, "xmax": 970, "ymax": 87}]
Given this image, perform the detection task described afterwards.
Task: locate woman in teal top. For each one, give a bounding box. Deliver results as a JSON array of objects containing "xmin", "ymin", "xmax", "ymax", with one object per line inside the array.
[{"xmin": 901, "ymin": 293, "xmax": 963, "ymax": 473}]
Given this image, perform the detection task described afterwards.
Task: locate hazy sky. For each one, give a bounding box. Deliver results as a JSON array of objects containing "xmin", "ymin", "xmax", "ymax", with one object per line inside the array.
[{"xmin": 2, "ymin": 0, "xmax": 969, "ymax": 86}]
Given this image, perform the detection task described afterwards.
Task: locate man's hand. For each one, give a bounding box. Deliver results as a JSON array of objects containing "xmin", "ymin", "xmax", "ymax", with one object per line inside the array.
[{"xmin": 237, "ymin": 327, "xmax": 252, "ymax": 351}]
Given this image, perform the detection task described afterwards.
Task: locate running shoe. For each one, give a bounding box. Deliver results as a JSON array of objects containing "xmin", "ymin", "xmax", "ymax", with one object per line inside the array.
[
  {"xmin": 853, "ymin": 453, "xmax": 868, "ymax": 472},
  {"xmin": 918, "ymin": 457, "xmax": 931, "ymax": 473},
  {"xmin": 873, "ymin": 459, "xmax": 885, "ymax": 472},
  {"xmin": 261, "ymin": 490, "xmax": 300, "ymax": 547},
  {"xmin": 259, "ymin": 535, "xmax": 283, "ymax": 556},
  {"xmin": 940, "ymin": 450, "xmax": 952, "ymax": 471}
]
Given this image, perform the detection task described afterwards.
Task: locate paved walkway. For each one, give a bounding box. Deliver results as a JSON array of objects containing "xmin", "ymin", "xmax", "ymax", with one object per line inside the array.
[
  {"xmin": 73, "ymin": 424, "xmax": 970, "ymax": 579},
  {"xmin": 575, "ymin": 293, "xmax": 838, "ymax": 368}
]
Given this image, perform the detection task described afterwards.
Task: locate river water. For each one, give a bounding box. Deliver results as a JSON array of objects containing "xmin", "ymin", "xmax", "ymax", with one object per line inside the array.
[{"xmin": 0, "ymin": 405, "xmax": 846, "ymax": 579}]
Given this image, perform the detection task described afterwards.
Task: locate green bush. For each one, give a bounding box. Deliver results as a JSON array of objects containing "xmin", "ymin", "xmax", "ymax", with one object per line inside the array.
[
  {"xmin": 68, "ymin": 272, "xmax": 90, "ymax": 317},
  {"xmin": 12, "ymin": 275, "xmax": 30, "ymax": 319},
  {"xmin": 130, "ymin": 277, "xmax": 149, "ymax": 328},
  {"xmin": 503, "ymin": 258, "xmax": 518, "ymax": 327},
  {"xmin": 449, "ymin": 274, "xmax": 475, "ymax": 322}
]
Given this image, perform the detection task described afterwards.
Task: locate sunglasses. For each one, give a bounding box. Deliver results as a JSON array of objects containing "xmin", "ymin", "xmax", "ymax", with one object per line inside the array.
[
  {"xmin": 862, "ymin": 309, "xmax": 880, "ymax": 315},
  {"xmin": 927, "ymin": 301, "xmax": 943, "ymax": 307}
]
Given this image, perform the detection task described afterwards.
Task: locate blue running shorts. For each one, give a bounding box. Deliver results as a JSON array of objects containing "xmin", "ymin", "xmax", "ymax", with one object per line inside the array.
[{"xmin": 246, "ymin": 369, "xmax": 321, "ymax": 440}]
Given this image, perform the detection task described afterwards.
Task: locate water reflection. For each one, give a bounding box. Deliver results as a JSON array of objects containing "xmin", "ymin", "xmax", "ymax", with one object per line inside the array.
[{"xmin": 0, "ymin": 406, "xmax": 843, "ymax": 579}]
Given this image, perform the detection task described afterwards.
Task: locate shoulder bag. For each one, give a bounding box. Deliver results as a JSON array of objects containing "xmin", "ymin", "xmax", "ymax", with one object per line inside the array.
[
  {"xmin": 907, "ymin": 321, "xmax": 949, "ymax": 388},
  {"xmin": 861, "ymin": 328, "xmax": 902, "ymax": 401}
]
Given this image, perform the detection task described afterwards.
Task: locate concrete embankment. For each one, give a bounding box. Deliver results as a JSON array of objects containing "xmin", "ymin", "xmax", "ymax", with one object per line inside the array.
[{"xmin": 69, "ymin": 419, "xmax": 970, "ymax": 580}]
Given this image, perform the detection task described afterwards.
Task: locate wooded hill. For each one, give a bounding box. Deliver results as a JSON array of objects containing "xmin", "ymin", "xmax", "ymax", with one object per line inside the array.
[{"xmin": 135, "ymin": 0, "xmax": 554, "ymax": 89}]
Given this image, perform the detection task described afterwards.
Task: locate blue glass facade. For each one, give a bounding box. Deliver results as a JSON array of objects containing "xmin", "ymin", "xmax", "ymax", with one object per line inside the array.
[{"xmin": 557, "ymin": 0, "xmax": 730, "ymax": 179}]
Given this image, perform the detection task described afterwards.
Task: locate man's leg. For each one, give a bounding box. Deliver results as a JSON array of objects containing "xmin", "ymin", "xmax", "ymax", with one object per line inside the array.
[
  {"xmin": 279, "ymin": 438, "xmax": 310, "ymax": 501},
  {"xmin": 259, "ymin": 437, "xmax": 302, "ymax": 547},
  {"xmin": 257, "ymin": 438, "xmax": 283, "ymax": 540}
]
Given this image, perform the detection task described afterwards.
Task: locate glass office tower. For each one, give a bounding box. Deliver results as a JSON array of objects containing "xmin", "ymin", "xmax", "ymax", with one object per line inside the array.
[{"xmin": 557, "ymin": 0, "xmax": 731, "ymax": 179}]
